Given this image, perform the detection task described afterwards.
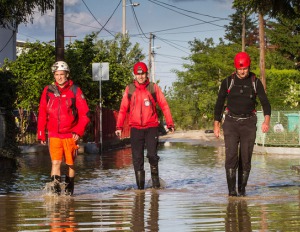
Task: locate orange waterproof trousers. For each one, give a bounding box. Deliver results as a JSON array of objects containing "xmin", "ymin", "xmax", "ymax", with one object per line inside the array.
[{"xmin": 49, "ymin": 137, "xmax": 79, "ymax": 166}]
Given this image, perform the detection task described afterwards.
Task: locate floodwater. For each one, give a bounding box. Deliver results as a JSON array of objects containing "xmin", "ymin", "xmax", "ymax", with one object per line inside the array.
[{"xmin": 1, "ymin": 141, "xmax": 300, "ymax": 232}]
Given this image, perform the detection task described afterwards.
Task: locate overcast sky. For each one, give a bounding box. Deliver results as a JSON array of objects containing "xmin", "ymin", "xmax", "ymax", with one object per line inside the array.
[{"xmin": 17, "ymin": 0, "xmax": 234, "ymax": 89}]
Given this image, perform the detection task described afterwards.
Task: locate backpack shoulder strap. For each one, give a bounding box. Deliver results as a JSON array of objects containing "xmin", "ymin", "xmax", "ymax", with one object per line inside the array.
[
  {"xmin": 127, "ymin": 82, "xmax": 157, "ymax": 102},
  {"xmin": 70, "ymin": 84, "xmax": 78, "ymax": 96},
  {"xmin": 127, "ymin": 83, "xmax": 135, "ymax": 100},
  {"xmin": 251, "ymin": 74, "xmax": 257, "ymax": 94},
  {"xmin": 47, "ymin": 84, "xmax": 60, "ymax": 96},
  {"xmin": 147, "ymin": 82, "xmax": 157, "ymax": 102},
  {"xmin": 227, "ymin": 74, "xmax": 235, "ymax": 94},
  {"xmin": 46, "ymin": 84, "xmax": 60, "ymax": 102}
]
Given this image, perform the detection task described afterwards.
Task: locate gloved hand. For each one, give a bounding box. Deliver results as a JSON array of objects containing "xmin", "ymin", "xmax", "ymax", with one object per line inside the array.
[
  {"xmin": 168, "ymin": 127, "xmax": 175, "ymax": 133},
  {"xmin": 115, "ymin": 129, "xmax": 122, "ymax": 137}
]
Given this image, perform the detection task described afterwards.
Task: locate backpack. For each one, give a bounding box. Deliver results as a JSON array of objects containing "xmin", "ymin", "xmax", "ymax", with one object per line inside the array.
[
  {"xmin": 46, "ymin": 84, "xmax": 78, "ymax": 118},
  {"xmin": 227, "ymin": 73, "xmax": 257, "ymax": 96},
  {"xmin": 127, "ymin": 82, "xmax": 157, "ymax": 102}
]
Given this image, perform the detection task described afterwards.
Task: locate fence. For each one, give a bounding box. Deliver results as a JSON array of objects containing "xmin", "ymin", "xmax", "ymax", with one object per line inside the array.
[
  {"xmin": 14, "ymin": 109, "xmax": 38, "ymax": 145},
  {"xmin": 256, "ymin": 111, "xmax": 300, "ymax": 147},
  {"xmin": 13, "ymin": 106, "xmax": 130, "ymax": 146},
  {"xmin": 9, "ymin": 108, "xmax": 300, "ymax": 148},
  {"xmin": 85, "ymin": 106, "xmax": 130, "ymax": 144}
]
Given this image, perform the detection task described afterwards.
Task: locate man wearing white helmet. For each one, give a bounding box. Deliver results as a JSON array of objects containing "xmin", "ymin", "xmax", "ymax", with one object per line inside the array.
[{"xmin": 37, "ymin": 61, "xmax": 90, "ymax": 196}]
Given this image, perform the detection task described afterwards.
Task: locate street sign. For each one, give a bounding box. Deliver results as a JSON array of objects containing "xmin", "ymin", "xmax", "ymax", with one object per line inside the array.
[
  {"xmin": 92, "ymin": 62, "xmax": 109, "ymax": 81},
  {"xmin": 91, "ymin": 62, "xmax": 109, "ymax": 154}
]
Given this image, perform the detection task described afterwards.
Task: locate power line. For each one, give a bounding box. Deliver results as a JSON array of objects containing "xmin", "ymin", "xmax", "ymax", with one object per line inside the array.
[
  {"xmin": 157, "ymin": 28, "xmax": 224, "ymax": 36},
  {"xmin": 81, "ymin": 0, "xmax": 116, "ymax": 36},
  {"xmin": 147, "ymin": 0, "xmax": 227, "ymax": 28},
  {"xmin": 149, "ymin": 0, "xmax": 229, "ymax": 20},
  {"xmin": 155, "ymin": 35, "xmax": 190, "ymax": 54},
  {"xmin": 130, "ymin": 21, "xmax": 225, "ymax": 37},
  {"xmin": 129, "ymin": 0, "xmax": 149, "ymax": 40},
  {"xmin": 157, "ymin": 53, "xmax": 184, "ymax": 59},
  {"xmin": 155, "ymin": 60, "xmax": 184, "ymax": 65}
]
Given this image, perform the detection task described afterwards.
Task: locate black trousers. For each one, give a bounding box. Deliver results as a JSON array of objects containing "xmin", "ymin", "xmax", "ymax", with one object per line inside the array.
[
  {"xmin": 222, "ymin": 115, "xmax": 257, "ymax": 172},
  {"xmin": 130, "ymin": 127, "xmax": 159, "ymax": 171}
]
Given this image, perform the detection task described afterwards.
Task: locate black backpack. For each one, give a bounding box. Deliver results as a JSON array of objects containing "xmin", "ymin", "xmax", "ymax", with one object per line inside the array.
[{"xmin": 227, "ymin": 73, "xmax": 257, "ymax": 96}]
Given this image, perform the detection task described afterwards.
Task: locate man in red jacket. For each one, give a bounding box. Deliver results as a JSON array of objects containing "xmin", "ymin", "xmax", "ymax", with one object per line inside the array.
[
  {"xmin": 115, "ymin": 62, "xmax": 175, "ymax": 190},
  {"xmin": 37, "ymin": 61, "xmax": 90, "ymax": 196}
]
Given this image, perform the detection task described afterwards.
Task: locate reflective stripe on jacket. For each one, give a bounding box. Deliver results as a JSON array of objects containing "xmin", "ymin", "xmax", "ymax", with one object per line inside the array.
[{"xmin": 37, "ymin": 80, "xmax": 90, "ymax": 141}]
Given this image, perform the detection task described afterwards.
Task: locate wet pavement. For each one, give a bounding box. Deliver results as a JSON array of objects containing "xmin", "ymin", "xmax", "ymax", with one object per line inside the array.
[{"xmin": 0, "ymin": 139, "xmax": 300, "ymax": 231}]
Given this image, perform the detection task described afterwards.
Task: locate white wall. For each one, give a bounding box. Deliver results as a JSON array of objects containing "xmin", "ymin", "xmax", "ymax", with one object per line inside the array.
[{"xmin": 0, "ymin": 24, "xmax": 17, "ymax": 67}]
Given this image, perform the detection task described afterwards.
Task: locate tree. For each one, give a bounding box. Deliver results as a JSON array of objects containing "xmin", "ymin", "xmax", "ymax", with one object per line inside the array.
[
  {"xmin": 3, "ymin": 33, "xmax": 144, "ymax": 142},
  {"xmin": 0, "ymin": 0, "xmax": 54, "ymax": 27},
  {"xmin": 232, "ymin": 0, "xmax": 300, "ymax": 90},
  {"xmin": 168, "ymin": 37, "xmax": 298, "ymax": 129},
  {"xmin": 224, "ymin": 6, "xmax": 258, "ymax": 48},
  {"xmin": 5, "ymin": 32, "xmax": 144, "ymax": 111},
  {"xmin": 66, "ymin": 33, "xmax": 144, "ymax": 110},
  {"xmin": 168, "ymin": 39, "xmax": 260, "ymax": 129},
  {"xmin": 266, "ymin": 16, "xmax": 300, "ymax": 69}
]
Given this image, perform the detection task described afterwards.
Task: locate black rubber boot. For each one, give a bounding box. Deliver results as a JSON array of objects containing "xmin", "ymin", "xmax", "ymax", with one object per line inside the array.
[
  {"xmin": 135, "ymin": 170, "xmax": 145, "ymax": 190},
  {"xmin": 226, "ymin": 169, "xmax": 237, "ymax": 197},
  {"xmin": 151, "ymin": 165, "xmax": 160, "ymax": 189},
  {"xmin": 65, "ymin": 176, "xmax": 75, "ymax": 196},
  {"xmin": 238, "ymin": 171, "xmax": 250, "ymax": 197},
  {"xmin": 51, "ymin": 175, "xmax": 61, "ymax": 195}
]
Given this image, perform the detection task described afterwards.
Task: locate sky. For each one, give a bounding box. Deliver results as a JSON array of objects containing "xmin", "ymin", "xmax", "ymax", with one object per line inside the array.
[{"xmin": 17, "ymin": 0, "xmax": 235, "ymax": 89}]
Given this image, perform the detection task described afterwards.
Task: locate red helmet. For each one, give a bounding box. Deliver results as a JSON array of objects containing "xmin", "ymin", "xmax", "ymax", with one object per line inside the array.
[
  {"xmin": 234, "ymin": 52, "xmax": 251, "ymax": 68},
  {"xmin": 133, "ymin": 62, "xmax": 148, "ymax": 74}
]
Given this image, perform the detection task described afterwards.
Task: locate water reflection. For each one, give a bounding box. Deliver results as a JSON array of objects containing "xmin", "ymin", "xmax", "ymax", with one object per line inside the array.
[
  {"xmin": 131, "ymin": 191, "xmax": 159, "ymax": 232},
  {"xmin": 44, "ymin": 197, "xmax": 77, "ymax": 232},
  {"xmin": 1, "ymin": 142, "xmax": 300, "ymax": 231},
  {"xmin": 131, "ymin": 192, "xmax": 145, "ymax": 231},
  {"xmin": 225, "ymin": 199, "xmax": 251, "ymax": 232}
]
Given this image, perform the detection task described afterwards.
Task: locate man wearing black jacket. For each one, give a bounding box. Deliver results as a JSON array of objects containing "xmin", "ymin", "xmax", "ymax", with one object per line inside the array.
[{"xmin": 214, "ymin": 52, "xmax": 271, "ymax": 197}]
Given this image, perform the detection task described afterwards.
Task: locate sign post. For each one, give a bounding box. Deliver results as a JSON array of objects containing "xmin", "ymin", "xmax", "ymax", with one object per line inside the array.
[{"xmin": 92, "ymin": 62, "xmax": 109, "ymax": 153}]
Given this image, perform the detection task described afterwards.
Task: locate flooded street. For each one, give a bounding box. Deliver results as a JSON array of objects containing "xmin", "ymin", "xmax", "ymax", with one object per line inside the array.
[{"xmin": 1, "ymin": 141, "xmax": 300, "ymax": 231}]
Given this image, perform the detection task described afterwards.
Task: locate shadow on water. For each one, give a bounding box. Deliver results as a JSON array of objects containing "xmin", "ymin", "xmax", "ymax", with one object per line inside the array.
[{"xmin": 1, "ymin": 142, "xmax": 300, "ymax": 231}]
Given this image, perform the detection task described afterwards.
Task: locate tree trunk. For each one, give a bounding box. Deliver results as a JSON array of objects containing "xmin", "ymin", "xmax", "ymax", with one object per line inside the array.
[
  {"xmin": 258, "ymin": 13, "xmax": 266, "ymax": 91},
  {"xmin": 242, "ymin": 13, "xmax": 246, "ymax": 52}
]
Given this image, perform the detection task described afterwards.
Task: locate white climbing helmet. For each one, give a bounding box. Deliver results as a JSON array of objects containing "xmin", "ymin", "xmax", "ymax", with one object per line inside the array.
[{"xmin": 51, "ymin": 61, "xmax": 70, "ymax": 73}]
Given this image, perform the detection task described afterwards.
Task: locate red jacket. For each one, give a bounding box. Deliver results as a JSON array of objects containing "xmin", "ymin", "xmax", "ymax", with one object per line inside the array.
[
  {"xmin": 116, "ymin": 80, "xmax": 174, "ymax": 130},
  {"xmin": 37, "ymin": 80, "xmax": 90, "ymax": 141}
]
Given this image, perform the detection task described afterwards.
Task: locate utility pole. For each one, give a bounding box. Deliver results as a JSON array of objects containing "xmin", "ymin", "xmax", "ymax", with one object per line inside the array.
[
  {"xmin": 258, "ymin": 13, "xmax": 266, "ymax": 91},
  {"xmin": 122, "ymin": 0, "xmax": 126, "ymax": 36},
  {"xmin": 122, "ymin": 0, "xmax": 140, "ymax": 36},
  {"xmin": 55, "ymin": 0, "xmax": 64, "ymax": 61},
  {"xmin": 148, "ymin": 32, "xmax": 153, "ymax": 77},
  {"xmin": 64, "ymin": 35, "xmax": 77, "ymax": 44},
  {"xmin": 151, "ymin": 48, "xmax": 155, "ymax": 83},
  {"xmin": 149, "ymin": 34, "xmax": 157, "ymax": 83}
]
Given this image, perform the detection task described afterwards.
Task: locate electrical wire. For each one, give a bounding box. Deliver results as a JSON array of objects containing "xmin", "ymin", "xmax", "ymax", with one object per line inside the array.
[
  {"xmin": 149, "ymin": 0, "xmax": 229, "ymax": 20},
  {"xmin": 157, "ymin": 28, "xmax": 224, "ymax": 36},
  {"xmin": 155, "ymin": 35, "xmax": 190, "ymax": 54},
  {"xmin": 129, "ymin": 0, "xmax": 149, "ymax": 40},
  {"xmin": 97, "ymin": 0, "xmax": 122, "ymax": 35},
  {"xmin": 81, "ymin": 0, "xmax": 115, "ymax": 36},
  {"xmin": 147, "ymin": 0, "xmax": 227, "ymax": 28}
]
